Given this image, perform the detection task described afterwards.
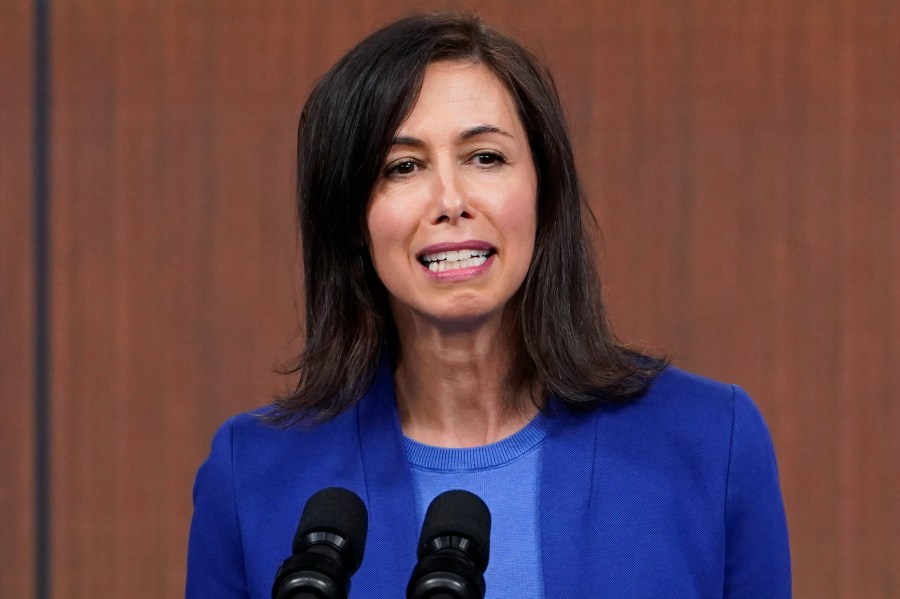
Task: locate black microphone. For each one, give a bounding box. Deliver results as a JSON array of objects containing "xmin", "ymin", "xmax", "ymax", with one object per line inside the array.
[
  {"xmin": 272, "ymin": 487, "xmax": 368, "ymax": 599},
  {"xmin": 406, "ymin": 490, "xmax": 491, "ymax": 599}
]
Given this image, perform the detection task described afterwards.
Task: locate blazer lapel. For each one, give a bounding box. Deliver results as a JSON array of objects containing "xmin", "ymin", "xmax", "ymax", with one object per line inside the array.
[
  {"xmin": 540, "ymin": 400, "xmax": 598, "ymax": 599},
  {"xmin": 353, "ymin": 360, "xmax": 419, "ymax": 597}
]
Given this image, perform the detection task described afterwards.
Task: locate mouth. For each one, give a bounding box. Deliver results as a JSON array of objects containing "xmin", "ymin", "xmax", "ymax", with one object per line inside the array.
[{"xmin": 417, "ymin": 244, "xmax": 497, "ymax": 273}]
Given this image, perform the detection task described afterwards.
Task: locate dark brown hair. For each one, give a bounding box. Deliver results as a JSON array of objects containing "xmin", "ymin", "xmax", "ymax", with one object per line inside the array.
[{"xmin": 271, "ymin": 12, "xmax": 667, "ymax": 424}]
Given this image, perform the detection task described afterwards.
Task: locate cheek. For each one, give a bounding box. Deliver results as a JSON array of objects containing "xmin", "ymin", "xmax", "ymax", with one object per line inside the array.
[
  {"xmin": 366, "ymin": 199, "xmax": 413, "ymax": 271},
  {"xmin": 493, "ymin": 189, "xmax": 538, "ymax": 276},
  {"xmin": 507, "ymin": 204, "xmax": 537, "ymax": 235},
  {"xmin": 496, "ymin": 191, "xmax": 538, "ymax": 244}
]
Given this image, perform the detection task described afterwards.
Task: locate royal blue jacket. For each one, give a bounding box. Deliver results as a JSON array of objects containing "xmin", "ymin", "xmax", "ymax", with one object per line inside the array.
[{"xmin": 187, "ymin": 364, "xmax": 791, "ymax": 598}]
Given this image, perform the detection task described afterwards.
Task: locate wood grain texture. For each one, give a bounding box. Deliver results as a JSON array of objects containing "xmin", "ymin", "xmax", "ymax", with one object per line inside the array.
[
  {"xmin": 574, "ymin": 2, "xmax": 900, "ymax": 597},
  {"xmin": 0, "ymin": 1, "xmax": 35, "ymax": 597},
  {"xmin": 32, "ymin": 0, "xmax": 900, "ymax": 597},
  {"xmin": 49, "ymin": 2, "xmax": 301, "ymax": 596},
  {"xmin": 573, "ymin": 3, "xmax": 900, "ymax": 596}
]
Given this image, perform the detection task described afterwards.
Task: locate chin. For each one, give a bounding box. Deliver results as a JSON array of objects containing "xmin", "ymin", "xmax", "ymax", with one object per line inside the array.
[{"xmin": 422, "ymin": 304, "xmax": 510, "ymax": 332}]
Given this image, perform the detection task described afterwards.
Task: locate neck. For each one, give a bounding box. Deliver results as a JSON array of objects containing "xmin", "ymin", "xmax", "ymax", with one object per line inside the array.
[{"xmin": 392, "ymin": 310, "xmax": 538, "ymax": 448}]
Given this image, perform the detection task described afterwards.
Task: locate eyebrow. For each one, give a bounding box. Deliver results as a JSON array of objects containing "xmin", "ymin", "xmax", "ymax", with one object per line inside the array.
[
  {"xmin": 390, "ymin": 124, "xmax": 515, "ymax": 147},
  {"xmin": 459, "ymin": 124, "xmax": 514, "ymax": 140}
]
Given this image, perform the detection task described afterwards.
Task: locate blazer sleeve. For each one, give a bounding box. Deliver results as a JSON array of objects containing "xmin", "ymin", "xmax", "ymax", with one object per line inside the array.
[
  {"xmin": 186, "ymin": 417, "xmax": 250, "ymax": 598},
  {"xmin": 724, "ymin": 386, "xmax": 792, "ymax": 598}
]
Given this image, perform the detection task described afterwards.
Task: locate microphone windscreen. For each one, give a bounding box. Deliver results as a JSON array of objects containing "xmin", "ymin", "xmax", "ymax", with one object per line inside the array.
[
  {"xmin": 294, "ymin": 487, "xmax": 368, "ymax": 567},
  {"xmin": 419, "ymin": 489, "xmax": 491, "ymax": 570}
]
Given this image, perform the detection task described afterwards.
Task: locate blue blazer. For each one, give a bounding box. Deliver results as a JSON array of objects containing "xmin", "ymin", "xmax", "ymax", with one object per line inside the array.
[{"xmin": 187, "ymin": 364, "xmax": 790, "ymax": 598}]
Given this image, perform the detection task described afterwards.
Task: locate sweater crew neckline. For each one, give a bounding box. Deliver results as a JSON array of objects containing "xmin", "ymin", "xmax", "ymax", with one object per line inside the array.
[{"xmin": 403, "ymin": 411, "xmax": 550, "ymax": 472}]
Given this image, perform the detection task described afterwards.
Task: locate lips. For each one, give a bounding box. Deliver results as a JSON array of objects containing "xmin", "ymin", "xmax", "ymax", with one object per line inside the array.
[{"xmin": 417, "ymin": 241, "xmax": 497, "ymax": 273}]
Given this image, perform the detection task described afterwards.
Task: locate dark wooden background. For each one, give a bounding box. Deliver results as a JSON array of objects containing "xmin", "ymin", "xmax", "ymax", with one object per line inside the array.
[{"xmin": 2, "ymin": 1, "xmax": 898, "ymax": 597}]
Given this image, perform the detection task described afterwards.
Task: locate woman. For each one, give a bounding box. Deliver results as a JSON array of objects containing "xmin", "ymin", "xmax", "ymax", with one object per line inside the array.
[{"xmin": 187, "ymin": 13, "xmax": 790, "ymax": 598}]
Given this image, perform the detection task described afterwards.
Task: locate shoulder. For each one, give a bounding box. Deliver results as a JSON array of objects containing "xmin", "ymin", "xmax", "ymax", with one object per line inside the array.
[
  {"xmin": 644, "ymin": 366, "xmax": 773, "ymax": 447},
  {"xmin": 572, "ymin": 365, "xmax": 776, "ymax": 480},
  {"xmin": 207, "ymin": 405, "xmax": 361, "ymax": 474},
  {"xmin": 191, "ymin": 404, "xmax": 371, "ymax": 595},
  {"xmin": 645, "ymin": 365, "xmax": 738, "ymax": 411},
  {"xmin": 600, "ymin": 365, "xmax": 783, "ymax": 509},
  {"xmin": 641, "ymin": 372, "xmax": 793, "ymax": 594},
  {"xmin": 192, "ymin": 405, "xmax": 366, "ymax": 522},
  {"xmin": 596, "ymin": 365, "xmax": 747, "ymax": 438},
  {"xmin": 632, "ymin": 365, "xmax": 771, "ymax": 436}
]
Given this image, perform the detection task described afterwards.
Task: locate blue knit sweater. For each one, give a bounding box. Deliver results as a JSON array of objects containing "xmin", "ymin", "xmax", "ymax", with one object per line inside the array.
[
  {"xmin": 404, "ymin": 412, "xmax": 549, "ymax": 597},
  {"xmin": 186, "ymin": 364, "xmax": 791, "ymax": 598}
]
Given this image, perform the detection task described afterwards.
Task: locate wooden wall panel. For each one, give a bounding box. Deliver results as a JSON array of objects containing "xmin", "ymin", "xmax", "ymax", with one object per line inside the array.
[
  {"xmin": 570, "ymin": 2, "xmax": 900, "ymax": 596},
  {"xmin": 569, "ymin": 3, "xmax": 900, "ymax": 596},
  {"xmin": 49, "ymin": 2, "xmax": 302, "ymax": 596},
  {"xmin": 830, "ymin": 4, "xmax": 900, "ymax": 594},
  {"xmin": 24, "ymin": 0, "xmax": 899, "ymax": 598},
  {"xmin": 0, "ymin": 1, "xmax": 35, "ymax": 597}
]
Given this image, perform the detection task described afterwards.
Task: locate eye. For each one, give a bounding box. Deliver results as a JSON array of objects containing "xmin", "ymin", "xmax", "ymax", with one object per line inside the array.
[
  {"xmin": 384, "ymin": 159, "xmax": 420, "ymax": 178},
  {"xmin": 472, "ymin": 151, "xmax": 506, "ymax": 167}
]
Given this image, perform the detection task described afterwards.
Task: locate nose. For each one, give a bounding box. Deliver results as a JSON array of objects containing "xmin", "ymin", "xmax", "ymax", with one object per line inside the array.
[{"xmin": 430, "ymin": 163, "xmax": 472, "ymax": 224}]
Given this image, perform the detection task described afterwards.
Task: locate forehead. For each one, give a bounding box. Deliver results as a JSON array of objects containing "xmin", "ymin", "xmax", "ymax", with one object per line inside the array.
[{"xmin": 396, "ymin": 60, "xmax": 525, "ymax": 136}]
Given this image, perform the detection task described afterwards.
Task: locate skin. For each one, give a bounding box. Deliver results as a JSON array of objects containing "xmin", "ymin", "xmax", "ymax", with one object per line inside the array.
[{"xmin": 366, "ymin": 60, "xmax": 540, "ymax": 447}]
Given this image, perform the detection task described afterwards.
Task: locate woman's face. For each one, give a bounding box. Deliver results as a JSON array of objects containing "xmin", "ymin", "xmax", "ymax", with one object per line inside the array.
[{"xmin": 366, "ymin": 60, "xmax": 538, "ymax": 330}]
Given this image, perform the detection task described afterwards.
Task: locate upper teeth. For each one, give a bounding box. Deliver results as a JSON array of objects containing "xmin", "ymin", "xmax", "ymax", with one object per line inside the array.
[
  {"xmin": 421, "ymin": 248, "xmax": 492, "ymax": 272},
  {"xmin": 421, "ymin": 249, "xmax": 490, "ymax": 263}
]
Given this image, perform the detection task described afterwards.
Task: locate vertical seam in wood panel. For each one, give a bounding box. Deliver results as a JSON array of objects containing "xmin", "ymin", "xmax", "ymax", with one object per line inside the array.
[{"xmin": 33, "ymin": 1, "xmax": 50, "ymax": 598}]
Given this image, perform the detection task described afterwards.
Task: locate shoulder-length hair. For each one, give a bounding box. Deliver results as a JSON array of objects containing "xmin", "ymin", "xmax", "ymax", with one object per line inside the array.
[{"xmin": 271, "ymin": 12, "xmax": 667, "ymax": 424}]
